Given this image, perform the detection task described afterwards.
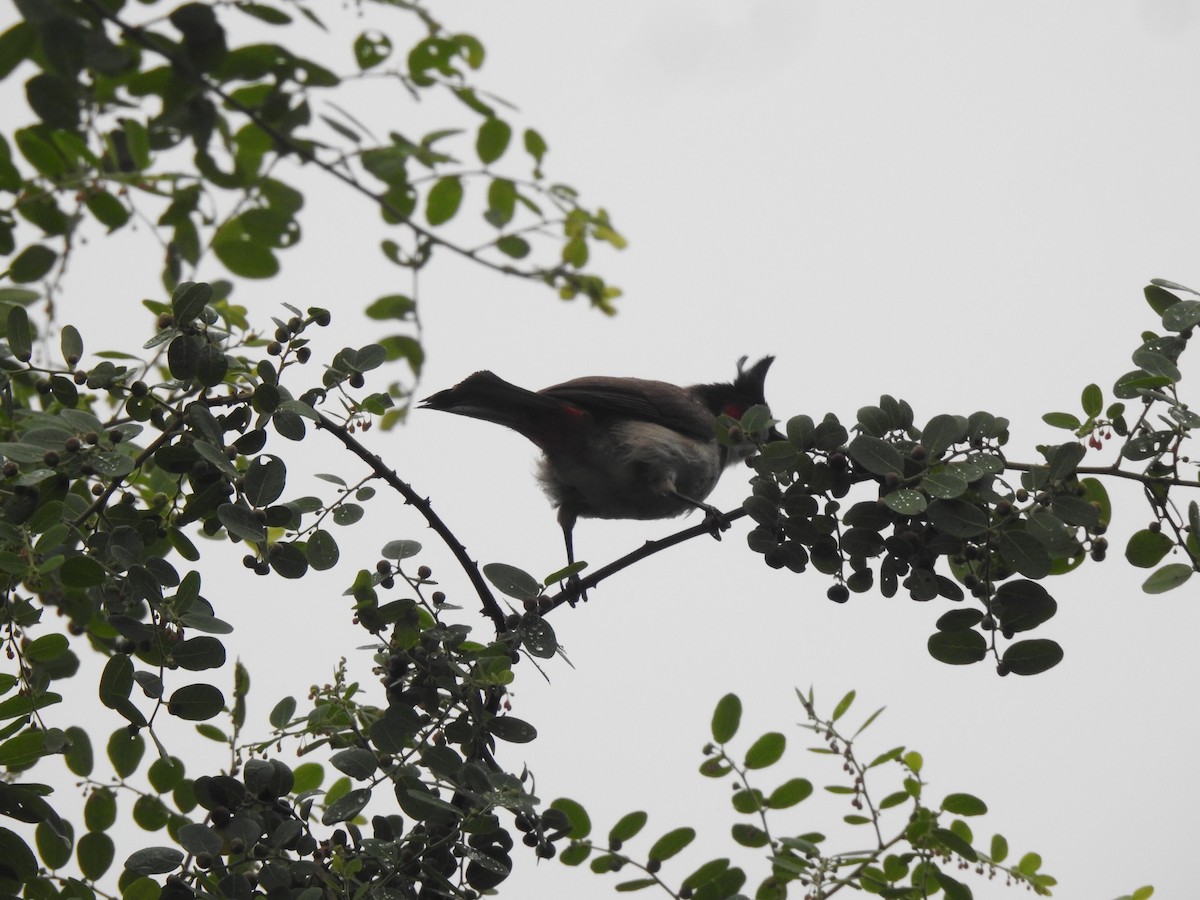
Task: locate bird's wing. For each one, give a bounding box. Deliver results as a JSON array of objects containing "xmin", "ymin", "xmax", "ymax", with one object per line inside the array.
[{"xmin": 541, "ymin": 377, "xmax": 715, "ymax": 439}]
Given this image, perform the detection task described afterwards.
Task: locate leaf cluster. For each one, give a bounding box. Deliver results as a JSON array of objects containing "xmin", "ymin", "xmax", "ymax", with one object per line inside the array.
[{"xmin": 551, "ymin": 689, "xmax": 1064, "ymax": 900}]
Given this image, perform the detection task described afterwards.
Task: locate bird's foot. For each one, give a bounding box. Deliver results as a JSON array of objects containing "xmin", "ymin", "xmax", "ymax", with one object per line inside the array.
[
  {"xmin": 563, "ymin": 574, "xmax": 588, "ymax": 606},
  {"xmin": 700, "ymin": 504, "xmax": 732, "ymax": 540}
]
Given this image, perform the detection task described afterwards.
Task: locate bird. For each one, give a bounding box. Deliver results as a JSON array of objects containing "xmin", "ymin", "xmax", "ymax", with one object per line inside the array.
[{"xmin": 420, "ymin": 356, "xmax": 777, "ymax": 585}]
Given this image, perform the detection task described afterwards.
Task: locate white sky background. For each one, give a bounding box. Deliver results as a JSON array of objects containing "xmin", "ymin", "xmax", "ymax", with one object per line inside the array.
[{"xmin": 4, "ymin": 0, "xmax": 1200, "ymax": 898}]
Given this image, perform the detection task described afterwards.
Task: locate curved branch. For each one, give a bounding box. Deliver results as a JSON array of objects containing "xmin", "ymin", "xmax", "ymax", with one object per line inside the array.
[{"xmin": 315, "ymin": 414, "xmax": 507, "ymax": 633}]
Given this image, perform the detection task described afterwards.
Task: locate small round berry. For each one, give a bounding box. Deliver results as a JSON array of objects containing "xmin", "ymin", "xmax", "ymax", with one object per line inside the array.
[{"xmin": 826, "ymin": 584, "xmax": 850, "ymax": 604}]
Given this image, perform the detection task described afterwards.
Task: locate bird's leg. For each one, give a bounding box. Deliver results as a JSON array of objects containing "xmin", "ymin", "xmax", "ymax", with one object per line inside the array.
[
  {"xmin": 559, "ymin": 510, "xmax": 586, "ymax": 605},
  {"xmin": 672, "ymin": 491, "xmax": 732, "ymax": 540}
]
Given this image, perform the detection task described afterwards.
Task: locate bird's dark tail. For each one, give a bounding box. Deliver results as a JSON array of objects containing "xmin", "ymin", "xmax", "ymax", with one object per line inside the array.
[{"xmin": 420, "ymin": 371, "xmax": 574, "ymax": 439}]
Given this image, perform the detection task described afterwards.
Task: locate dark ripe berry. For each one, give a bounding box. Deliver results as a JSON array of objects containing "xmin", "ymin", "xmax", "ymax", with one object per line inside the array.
[
  {"xmin": 68, "ymin": 621, "xmax": 85, "ymax": 636},
  {"xmin": 995, "ymin": 499, "xmax": 1012, "ymax": 516},
  {"xmin": 267, "ymin": 341, "xmax": 282, "ymax": 356},
  {"xmin": 513, "ymin": 815, "xmax": 532, "ymax": 833},
  {"xmin": 85, "ymin": 431, "xmax": 99, "ymax": 445},
  {"xmin": 130, "ymin": 380, "xmax": 148, "ymax": 397},
  {"xmin": 996, "ymin": 661, "xmax": 1010, "ymax": 677},
  {"xmin": 255, "ymin": 562, "xmax": 270, "ymax": 576},
  {"xmin": 417, "ymin": 565, "xmax": 432, "ymax": 579},
  {"xmin": 108, "ymin": 428, "xmax": 122, "ymax": 443},
  {"xmin": 884, "ymin": 471, "xmax": 901, "ymax": 488},
  {"xmin": 42, "ymin": 450, "xmax": 59, "ymax": 467},
  {"xmin": 828, "ymin": 452, "xmax": 847, "ymax": 470},
  {"xmin": 2, "ymin": 461, "xmax": 17, "ymax": 477},
  {"xmin": 243, "ymin": 555, "xmax": 257, "ymax": 569},
  {"xmin": 1093, "ymin": 537, "xmax": 1108, "ymax": 552},
  {"xmin": 522, "ymin": 832, "xmax": 538, "ymax": 847},
  {"xmin": 910, "ymin": 444, "xmax": 927, "ymax": 461},
  {"xmin": 826, "ymin": 584, "xmax": 850, "ymax": 604},
  {"xmin": 296, "ymin": 347, "xmax": 311, "ymax": 363},
  {"xmin": 349, "ymin": 373, "xmax": 365, "ymax": 389},
  {"xmin": 1016, "ymin": 488, "xmax": 1029, "ymax": 502},
  {"xmin": 310, "ymin": 308, "xmax": 331, "ymax": 327},
  {"xmin": 211, "ymin": 806, "xmax": 231, "ymax": 826},
  {"xmin": 376, "ymin": 560, "xmax": 391, "ymax": 574},
  {"xmin": 275, "ymin": 326, "xmax": 290, "ymax": 342},
  {"xmin": 91, "ymin": 483, "xmax": 104, "ymax": 496},
  {"xmin": 1149, "ymin": 520, "xmax": 1162, "ymax": 533},
  {"xmin": 431, "ymin": 591, "xmax": 446, "ymax": 604},
  {"xmin": 980, "ymin": 616, "xmax": 995, "ymax": 631},
  {"xmin": 157, "ymin": 313, "xmax": 174, "ymax": 329},
  {"xmin": 195, "ymin": 853, "xmax": 213, "ymax": 870},
  {"xmin": 535, "ymin": 842, "xmax": 556, "ymax": 860},
  {"xmin": 1091, "ymin": 548, "xmax": 1106, "ymax": 562},
  {"xmin": 288, "ymin": 317, "xmax": 303, "ymax": 333},
  {"xmin": 228, "ymin": 838, "xmax": 245, "ymax": 854},
  {"xmin": 647, "ymin": 859, "xmax": 662, "ymax": 874},
  {"xmin": 35, "ymin": 379, "xmax": 51, "ymax": 395},
  {"xmin": 380, "ymin": 577, "xmax": 394, "ymax": 589},
  {"xmin": 65, "ymin": 436, "xmax": 81, "ymax": 452}
]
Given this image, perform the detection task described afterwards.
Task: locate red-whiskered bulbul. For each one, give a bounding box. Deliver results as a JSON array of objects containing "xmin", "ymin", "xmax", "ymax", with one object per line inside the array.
[{"xmin": 420, "ymin": 356, "xmax": 777, "ymax": 573}]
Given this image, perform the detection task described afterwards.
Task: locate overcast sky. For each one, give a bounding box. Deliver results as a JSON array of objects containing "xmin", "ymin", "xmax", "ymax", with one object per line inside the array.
[{"xmin": 5, "ymin": 1, "xmax": 1200, "ymax": 898}]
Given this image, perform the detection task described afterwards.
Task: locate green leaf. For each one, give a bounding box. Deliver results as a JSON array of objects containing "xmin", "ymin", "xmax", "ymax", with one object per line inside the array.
[
  {"xmin": 609, "ymin": 811, "xmax": 647, "ymax": 844},
  {"xmin": 476, "ymin": 117, "xmax": 512, "ymax": 164},
  {"xmin": 1001, "ymin": 639, "xmax": 1064, "ymax": 676},
  {"xmin": 941, "ymin": 792, "xmax": 987, "ymax": 816},
  {"xmin": 992, "ymin": 580, "xmax": 1057, "ymax": 633},
  {"xmin": 1041, "ymin": 412, "xmax": 1081, "ymax": 430},
  {"xmin": 1142, "ymin": 562, "xmax": 1193, "ymax": 594},
  {"xmin": 77, "ymin": 830, "xmax": 114, "ymax": 880},
  {"xmin": 524, "ymin": 128, "xmax": 547, "ymax": 169},
  {"xmin": 990, "ymin": 833, "xmax": 1008, "ymax": 863},
  {"xmin": 927, "ymin": 629, "xmax": 986, "ymax": 665},
  {"xmin": 496, "ymin": 235, "xmax": 531, "ymax": 258},
  {"xmin": 883, "ymin": 488, "xmax": 927, "ymax": 515},
  {"xmin": 731, "ymin": 823, "xmax": 769, "ymax": 848},
  {"xmin": 711, "ymin": 693, "xmax": 741, "ymax": 744},
  {"xmin": 106, "ymin": 729, "xmax": 144, "ymax": 778},
  {"xmin": 1132, "ymin": 347, "xmax": 1180, "ymax": 383},
  {"xmin": 123, "ymin": 846, "xmax": 183, "ymax": 875},
  {"xmin": 1145, "ymin": 283, "xmax": 1180, "ymax": 314},
  {"xmin": 1162, "ymin": 298, "xmax": 1200, "ymax": 332},
  {"xmin": 920, "ymin": 414, "xmax": 966, "ymax": 457},
  {"xmin": 64, "ymin": 726, "xmax": 92, "ymax": 776},
  {"xmin": 997, "ymin": 529, "xmax": 1052, "ymax": 579},
  {"xmin": 766, "ymin": 778, "xmax": 813, "ymax": 809},
  {"xmin": 550, "ymin": 798, "xmax": 591, "ymax": 839},
  {"xmin": 307, "ymin": 529, "xmax": 339, "ymax": 571},
  {"xmin": 353, "ymin": 30, "xmax": 391, "ymax": 69},
  {"xmin": 166, "ymin": 684, "xmax": 225, "ymax": 721},
  {"xmin": 831, "ymin": 690, "xmax": 855, "ymax": 721},
  {"xmin": 7, "ymin": 304, "xmax": 32, "ymax": 360},
  {"xmin": 1081, "ymin": 383, "xmax": 1103, "ymax": 418},
  {"xmin": 847, "ymin": 434, "xmax": 904, "ymax": 476},
  {"xmin": 425, "ymin": 176, "xmax": 463, "ymax": 226},
  {"xmin": 744, "ymin": 732, "xmax": 785, "ymax": 769},
  {"xmin": 647, "ymin": 826, "xmax": 695, "ymax": 862},
  {"xmin": 487, "ymin": 716, "xmax": 536, "ymax": 743},
  {"xmin": 927, "ymin": 500, "xmax": 988, "ymax": 538},
  {"xmin": 483, "ymin": 563, "xmax": 541, "ymax": 601},
  {"xmin": 1125, "ymin": 529, "xmax": 1174, "ymax": 568}
]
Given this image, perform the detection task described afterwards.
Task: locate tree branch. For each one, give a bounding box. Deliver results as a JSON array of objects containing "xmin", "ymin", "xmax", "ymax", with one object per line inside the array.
[
  {"xmin": 315, "ymin": 415, "xmax": 508, "ymax": 633},
  {"xmin": 544, "ymin": 507, "xmax": 749, "ymax": 612}
]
